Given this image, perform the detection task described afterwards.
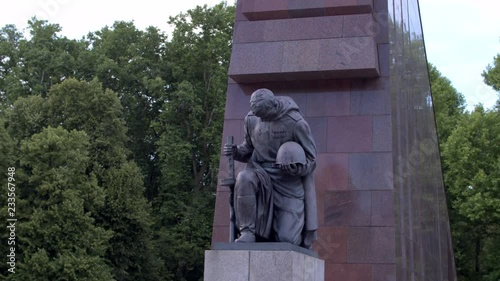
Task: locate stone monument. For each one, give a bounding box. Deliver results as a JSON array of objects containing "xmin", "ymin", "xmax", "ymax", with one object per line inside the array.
[
  {"xmin": 223, "ymin": 88, "xmax": 318, "ymax": 247},
  {"xmin": 209, "ymin": 0, "xmax": 457, "ymax": 280}
]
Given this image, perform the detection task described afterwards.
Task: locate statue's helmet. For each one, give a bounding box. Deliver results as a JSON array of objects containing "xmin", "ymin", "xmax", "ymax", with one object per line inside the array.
[{"xmin": 276, "ymin": 141, "xmax": 306, "ymax": 165}]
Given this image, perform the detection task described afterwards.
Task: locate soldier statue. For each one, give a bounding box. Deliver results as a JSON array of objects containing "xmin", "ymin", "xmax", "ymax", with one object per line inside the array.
[{"xmin": 223, "ymin": 88, "xmax": 318, "ymax": 249}]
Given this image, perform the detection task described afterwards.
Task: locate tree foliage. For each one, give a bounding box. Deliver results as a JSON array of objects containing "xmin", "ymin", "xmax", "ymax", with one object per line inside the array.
[
  {"xmin": 442, "ymin": 106, "xmax": 500, "ymax": 281},
  {"xmin": 152, "ymin": 3, "xmax": 234, "ymax": 280},
  {"xmin": 0, "ymin": 2, "xmax": 234, "ymax": 280},
  {"xmin": 18, "ymin": 126, "xmax": 113, "ymax": 281},
  {"xmin": 87, "ymin": 21, "xmax": 168, "ymax": 199},
  {"xmin": 483, "ymin": 54, "xmax": 500, "ymax": 92},
  {"xmin": 428, "ymin": 63, "xmax": 466, "ymax": 143}
]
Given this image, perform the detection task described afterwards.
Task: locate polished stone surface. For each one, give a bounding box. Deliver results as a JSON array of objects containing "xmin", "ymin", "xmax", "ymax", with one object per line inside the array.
[
  {"xmin": 388, "ymin": 0, "xmax": 457, "ymax": 279},
  {"xmin": 213, "ymin": 242, "xmax": 319, "ymax": 258},
  {"xmin": 228, "ymin": 37, "xmax": 380, "ymax": 83},
  {"xmin": 242, "ymin": 0, "xmax": 373, "ymax": 20},
  {"xmin": 204, "ymin": 247, "xmax": 325, "ymax": 281}
]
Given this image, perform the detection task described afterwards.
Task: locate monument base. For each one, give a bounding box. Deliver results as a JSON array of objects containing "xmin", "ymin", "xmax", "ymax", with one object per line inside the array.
[{"xmin": 204, "ymin": 243, "xmax": 324, "ymax": 281}]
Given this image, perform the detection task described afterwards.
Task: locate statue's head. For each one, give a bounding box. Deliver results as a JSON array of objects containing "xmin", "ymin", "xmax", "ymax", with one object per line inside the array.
[{"xmin": 250, "ymin": 88, "xmax": 277, "ymax": 118}]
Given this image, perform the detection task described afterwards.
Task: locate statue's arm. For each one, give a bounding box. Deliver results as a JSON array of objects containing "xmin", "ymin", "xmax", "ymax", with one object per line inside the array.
[
  {"xmin": 293, "ymin": 119, "xmax": 317, "ymax": 176},
  {"xmin": 233, "ymin": 113, "xmax": 254, "ymax": 163}
]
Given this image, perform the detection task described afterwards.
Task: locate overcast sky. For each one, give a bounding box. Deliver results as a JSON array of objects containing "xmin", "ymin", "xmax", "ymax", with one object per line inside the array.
[{"xmin": 1, "ymin": 0, "xmax": 499, "ymax": 110}]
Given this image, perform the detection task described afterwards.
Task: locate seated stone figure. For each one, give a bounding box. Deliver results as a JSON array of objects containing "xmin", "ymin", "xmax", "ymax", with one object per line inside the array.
[{"xmin": 224, "ymin": 88, "xmax": 318, "ymax": 249}]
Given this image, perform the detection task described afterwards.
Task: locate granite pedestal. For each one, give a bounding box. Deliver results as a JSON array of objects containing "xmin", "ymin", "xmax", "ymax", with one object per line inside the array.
[{"xmin": 204, "ymin": 243, "xmax": 324, "ymax": 281}]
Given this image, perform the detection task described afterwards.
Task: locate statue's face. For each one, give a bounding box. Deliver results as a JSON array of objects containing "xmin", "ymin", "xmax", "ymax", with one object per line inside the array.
[{"xmin": 250, "ymin": 95, "xmax": 268, "ymax": 118}]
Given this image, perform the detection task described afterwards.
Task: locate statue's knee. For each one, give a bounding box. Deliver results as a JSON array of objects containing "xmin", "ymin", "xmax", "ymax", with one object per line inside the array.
[
  {"xmin": 235, "ymin": 170, "xmax": 258, "ymax": 195},
  {"xmin": 236, "ymin": 170, "xmax": 256, "ymax": 185}
]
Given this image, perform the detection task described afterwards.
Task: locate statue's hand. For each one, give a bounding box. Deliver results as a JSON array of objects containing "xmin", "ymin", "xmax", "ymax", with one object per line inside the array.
[
  {"xmin": 302, "ymin": 230, "xmax": 317, "ymax": 249},
  {"xmin": 223, "ymin": 143, "xmax": 237, "ymax": 156},
  {"xmin": 281, "ymin": 163, "xmax": 306, "ymax": 176}
]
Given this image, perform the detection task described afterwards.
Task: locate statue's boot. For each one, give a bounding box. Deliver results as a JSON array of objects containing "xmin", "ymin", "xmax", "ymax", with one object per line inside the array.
[{"xmin": 235, "ymin": 195, "xmax": 256, "ymax": 243}]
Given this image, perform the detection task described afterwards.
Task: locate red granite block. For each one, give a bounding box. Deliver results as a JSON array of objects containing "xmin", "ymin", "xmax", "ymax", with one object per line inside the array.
[
  {"xmin": 283, "ymin": 71, "xmax": 330, "ymax": 82},
  {"xmin": 224, "ymin": 85, "xmax": 250, "ymax": 120},
  {"xmin": 374, "ymin": 11, "xmax": 389, "ymax": 43},
  {"xmin": 222, "ymin": 119, "xmax": 245, "ymax": 145},
  {"xmin": 242, "ymin": 0, "xmax": 289, "ymax": 20},
  {"xmin": 350, "ymin": 90, "xmax": 391, "ymax": 115},
  {"xmin": 233, "ymin": 16, "xmax": 343, "ymax": 43},
  {"xmin": 351, "ymin": 77, "xmax": 389, "ymax": 91},
  {"xmin": 217, "ymin": 155, "xmax": 227, "ymax": 178},
  {"xmin": 241, "ymin": 0, "xmax": 254, "ymax": 15},
  {"xmin": 373, "ymin": 115, "xmax": 392, "ymax": 152},
  {"xmin": 317, "ymin": 189, "xmax": 326, "ymax": 226},
  {"xmin": 211, "ymin": 226, "xmax": 229, "ymax": 245},
  {"xmin": 325, "ymin": 190, "xmax": 372, "ymax": 226},
  {"xmin": 313, "ymin": 227, "xmax": 348, "ymax": 263},
  {"xmin": 262, "ymin": 19, "xmax": 288, "ymax": 41},
  {"xmin": 287, "ymin": 16, "xmax": 343, "ymax": 41},
  {"xmin": 377, "ymin": 44, "xmax": 390, "ymax": 77},
  {"xmin": 253, "ymin": 0, "xmax": 288, "ymax": 13},
  {"xmin": 371, "ymin": 191, "xmax": 394, "ymax": 226},
  {"xmin": 288, "ymin": 8, "xmax": 325, "ymax": 18},
  {"xmin": 243, "ymin": 0, "xmax": 372, "ymax": 20},
  {"xmin": 343, "ymin": 14, "xmax": 376, "ymax": 37},
  {"xmin": 347, "ymin": 226, "xmax": 396, "ymax": 263},
  {"xmin": 289, "ymin": 0, "xmax": 325, "ymax": 18},
  {"xmin": 307, "ymin": 117, "xmax": 328, "ymax": 153},
  {"xmin": 275, "ymin": 79, "xmax": 351, "ymax": 94},
  {"xmin": 232, "ymin": 21, "xmax": 265, "ymax": 43},
  {"xmin": 315, "ymin": 153, "xmax": 349, "ymax": 190},
  {"xmin": 358, "ymin": 0, "xmax": 374, "ymax": 5},
  {"xmin": 327, "ymin": 264, "xmax": 373, "ymax": 281},
  {"xmin": 282, "ymin": 40, "xmax": 322, "ymax": 73},
  {"xmin": 235, "ymin": 0, "xmax": 248, "ymax": 22},
  {"xmin": 213, "ymin": 191, "xmax": 230, "ymax": 226},
  {"xmin": 373, "ymin": 264, "xmax": 396, "ymax": 281},
  {"xmin": 327, "ymin": 116, "xmax": 373, "ymax": 153},
  {"xmin": 324, "ymin": 0, "xmax": 373, "ymax": 16},
  {"xmin": 229, "ymin": 37, "xmax": 379, "ymax": 82},
  {"xmin": 306, "ymin": 91, "xmax": 350, "ymax": 117},
  {"xmin": 318, "ymin": 37, "xmax": 379, "ymax": 74},
  {"xmin": 349, "ymin": 153, "xmax": 393, "ymax": 190},
  {"xmin": 228, "ymin": 41, "xmax": 283, "ymax": 77},
  {"xmin": 373, "ymin": 0, "xmax": 388, "ymax": 12},
  {"xmin": 282, "ymin": 92, "xmax": 308, "ymax": 113}
]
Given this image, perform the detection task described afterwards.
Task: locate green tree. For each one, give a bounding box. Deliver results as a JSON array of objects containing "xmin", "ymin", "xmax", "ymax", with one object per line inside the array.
[
  {"xmin": 6, "ymin": 95, "xmax": 47, "ymax": 141},
  {"xmin": 16, "ymin": 126, "xmax": 113, "ymax": 281},
  {"xmin": 46, "ymin": 78, "xmax": 128, "ymax": 174},
  {"xmin": 483, "ymin": 54, "xmax": 500, "ymax": 92},
  {"xmin": 99, "ymin": 162, "xmax": 162, "ymax": 280},
  {"xmin": 44, "ymin": 78, "xmax": 160, "ymax": 280},
  {"xmin": 152, "ymin": 3, "xmax": 234, "ymax": 280},
  {"xmin": 429, "ymin": 63, "xmax": 466, "ymax": 143},
  {"xmin": 443, "ymin": 106, "xmax": 500, "ymax": 281},
  {"xmin": 0, "ymin": 24, "xmax": 23, "ymax": 107},
  {"xmin": 1, "ymin": 19, "xmax": 88, "ymax": 104},
  {"xmin": 158, "ymin": 2, "xmax": 234, "ymax": 191},
  {"xmin": 87, "ymin": 22, "xmax": 168, "ymax": 199}
]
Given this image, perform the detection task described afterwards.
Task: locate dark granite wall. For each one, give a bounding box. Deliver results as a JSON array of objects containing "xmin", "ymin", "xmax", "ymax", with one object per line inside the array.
[
  {"xmin": 211, "ymin": 1, "xmax": 456, "ymax": 280},
  {"xmin": 388, "ymin": 0, "xmax": 457, "ymax": 280}
]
